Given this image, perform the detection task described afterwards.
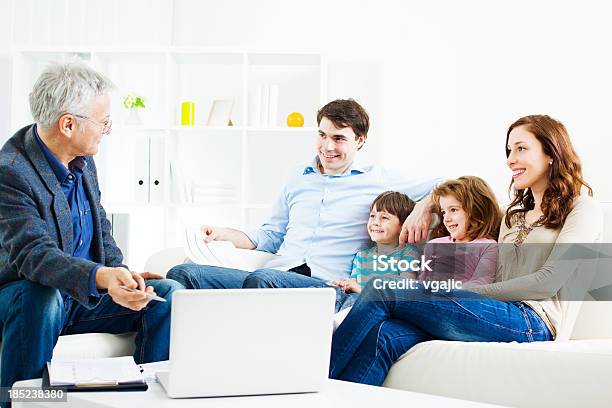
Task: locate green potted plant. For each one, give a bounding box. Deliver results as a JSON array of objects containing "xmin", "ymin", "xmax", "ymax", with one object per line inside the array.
[{"xmin": 123, "ymin": 92, "xmax": 146, "ymax": 125}]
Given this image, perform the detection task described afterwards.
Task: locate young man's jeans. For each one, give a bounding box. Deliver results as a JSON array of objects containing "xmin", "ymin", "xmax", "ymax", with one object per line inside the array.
[
  {"xmin": 167, "ymin": 264, "xmax": 356, "ymax": 312},
  {"xmin": 329, "ymin": 280, "xmax": 553, "ymax": 386},
  {"xmin": 0, "ymin": 278, "xmax": 182, "ymax": 407}
]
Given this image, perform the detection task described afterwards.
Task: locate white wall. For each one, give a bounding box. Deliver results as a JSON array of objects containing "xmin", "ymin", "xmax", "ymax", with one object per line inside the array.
[
  {"xmin": 0, "ymin": 0, "xmax": 13, "ymax": 139},
  {"xmin": 383, "ymin": 0, "xmax": 612, "ymax": 203},
  {"xmin": 174, "ymin": 0, "xmax": 612, "ymax": 203}
]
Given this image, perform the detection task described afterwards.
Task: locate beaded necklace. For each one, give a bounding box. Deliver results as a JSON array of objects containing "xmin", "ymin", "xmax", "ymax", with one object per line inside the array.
[{"xmin": 514, "ymin": 212, "xmax": 545, "ymax": 246}]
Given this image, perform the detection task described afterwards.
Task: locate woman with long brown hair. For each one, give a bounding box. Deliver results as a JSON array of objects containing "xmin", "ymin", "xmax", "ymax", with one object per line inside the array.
[{"xmin": 329, "ymin": 114, "xmax": 603, "ymax": 385}]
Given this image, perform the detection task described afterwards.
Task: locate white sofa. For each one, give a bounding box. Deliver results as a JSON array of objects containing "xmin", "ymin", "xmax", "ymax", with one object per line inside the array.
[{"xmin": 3, "ymin": 204, "xmax": 612, "ymax": 407}]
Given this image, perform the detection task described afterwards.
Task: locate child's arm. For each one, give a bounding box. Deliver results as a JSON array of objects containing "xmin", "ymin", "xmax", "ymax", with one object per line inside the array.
[
  {"xmin": 462, "ymin": 242, "xmax": 497, "ymax": 287},
  {"xmin": 349, "ymin": 252, "xmax": 362, "ymax": 280},
  {"xmin": 400, "ymin": 271, "xmax": 417, "ymax": 280},
  {"xmin": 398, "ymin": 245, "xmax": 420, "ymax": 281}
]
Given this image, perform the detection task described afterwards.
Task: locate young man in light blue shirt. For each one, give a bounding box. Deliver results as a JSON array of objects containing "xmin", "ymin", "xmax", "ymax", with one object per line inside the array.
[{"xmin": 167, "ymin": 99, "xmax": 440, "ymax": 297}]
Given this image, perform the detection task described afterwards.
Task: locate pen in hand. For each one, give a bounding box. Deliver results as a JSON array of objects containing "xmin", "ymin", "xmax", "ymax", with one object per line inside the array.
[{"xmin": 119, "ymin": 285, "xmax": 167, "ymax": 302}]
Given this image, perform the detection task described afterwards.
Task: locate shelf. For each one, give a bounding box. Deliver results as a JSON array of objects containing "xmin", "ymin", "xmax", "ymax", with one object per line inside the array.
[
  {"xmin": 168, "ymin": 126, "xmax": 317, "ymax": 133},
  {"xmin": 246, "ymin": 127, "xmax": 317, "ymax": 133},
  {"xmin": 168, "ymin": 46, "xmax": 244, "ymax": 55},
  {"xmin": 95, "ymin": 51, "xmax": 166, "ymax": 64},
  {"xmin": 171, "ymin": 51, "xmax": 243, "ymax": 65},
  {"xmin": 14, "ymin": 46, "xmax": 94, "ymax": 54},
  {"xmin": 14, "ymin": 50, "xmax": 92, "ymax": 63},
  {"xmin": 248, "ymin": 53, "xmax": 322, "ymax": 66},
  {"xmin": 170, "ymin": 126, "xmax": 243, "ymax": 132},
  {"xmin": 112, "ymin": 125, "xmax": 167, "ymax": 133},
  {"xmin": 104, "ymin": 202, "xmax": 246, "ymax": 210},
  {"xmin": 103, "ymin": 202, "xmax": 166, "ymax": 213},
  {"xmin": 14, "ymin": 46, "xmax": 319, "ymax": 59}
]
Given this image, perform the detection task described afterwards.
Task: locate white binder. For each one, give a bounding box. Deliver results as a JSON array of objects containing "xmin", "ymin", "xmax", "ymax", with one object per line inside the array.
[
  {"xmin": 133, "ymin": 135, "xmax": 149, "ymax": 203},
  {"xmin": 149, "ymin": 136, "xmax": 165, "ymax": 204}
]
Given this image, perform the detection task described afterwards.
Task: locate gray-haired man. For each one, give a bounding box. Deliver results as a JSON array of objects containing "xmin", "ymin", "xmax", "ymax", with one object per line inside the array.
[{"xmin": 0, "ymin": 63, "xmax": 181, "ymax": 406}]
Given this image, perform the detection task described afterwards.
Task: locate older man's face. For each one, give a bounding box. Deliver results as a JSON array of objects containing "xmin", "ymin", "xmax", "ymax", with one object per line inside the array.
[{"xmin": 71, "ymin": 94, "xmax": 111, "ymax": 156}]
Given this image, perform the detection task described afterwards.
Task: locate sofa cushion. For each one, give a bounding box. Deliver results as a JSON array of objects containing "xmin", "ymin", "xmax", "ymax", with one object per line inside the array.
[
  {"xmin": 569, "ymin": 202, "xmax": 612, "ymax": 339},
  {"xmin": 0, "ymin": 332, "xmax": 135, "ymax": 364},
  {"xmin": 570, "ymin": 301, "xmax": 612, "ymax": 339},
  {"xmin": 52, "ymin": 332, "xmax": 136, "ymax": 359},
  {"xmin": 383, "ymin": 339, "xmax": 612, "ymax": 408}
]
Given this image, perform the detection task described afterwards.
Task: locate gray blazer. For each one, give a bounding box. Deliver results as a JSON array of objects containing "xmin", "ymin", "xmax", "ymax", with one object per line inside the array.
[{"xmin": 0, "ymin": 125, "xmax": 126, "ymax": 308}]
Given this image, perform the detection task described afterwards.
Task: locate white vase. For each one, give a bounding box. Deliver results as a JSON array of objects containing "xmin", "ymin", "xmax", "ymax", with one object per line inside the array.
[{"xmin": 125, "ymin": 107, "xmax": 142, "ymax": 125}]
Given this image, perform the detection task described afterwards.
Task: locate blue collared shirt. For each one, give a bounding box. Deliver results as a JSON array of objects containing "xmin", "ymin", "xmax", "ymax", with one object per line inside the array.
[
  {"xmin": 34, "ymin": 127, "xmax": 100, "ymax": 298},
  {"xmin": 246, "ymin": 158, "xmax": 441, "ymax": 282}
]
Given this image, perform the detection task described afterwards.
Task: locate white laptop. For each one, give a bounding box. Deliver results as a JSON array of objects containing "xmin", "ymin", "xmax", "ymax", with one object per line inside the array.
[{"xmin": 156, "ymin": 288, "xmax": 336, "ymax": 398}]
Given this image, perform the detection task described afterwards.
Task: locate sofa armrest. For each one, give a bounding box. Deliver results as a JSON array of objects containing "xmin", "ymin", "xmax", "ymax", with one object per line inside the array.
[
  {"xmin": 144, "ymin": 247, "xmax": 275, "ymax": 277},
  {"xmin": 143, "ymin": 247, "xmax": 186, "ymax": 277}
]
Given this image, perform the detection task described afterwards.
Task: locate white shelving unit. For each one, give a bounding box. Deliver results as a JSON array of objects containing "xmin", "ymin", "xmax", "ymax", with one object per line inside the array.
[
  {"xmin": 8, "ymin": 46, "xmax": 327, "ymax": 268},
  {"xmin": 5, "ymin": 0, "xmax": 328, "ymax": 269}
]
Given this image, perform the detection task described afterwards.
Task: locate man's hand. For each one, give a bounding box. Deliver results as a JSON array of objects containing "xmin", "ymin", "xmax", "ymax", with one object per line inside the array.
[
  {"xmin": 139, "ymin": 271, "xmax": 166, "ymax": 280},
  {"xmin": 96, "ymin": 267, "xmax": 155, "ymax": 311},
  {"xmin": 400, "ymin": 195, "xmax": 434, "ymax": 245},
  {"xmin": 200, "ymin": 225, "xmax": 256, "ymax": 250},
  {"xmin": 201, "ymin": 225, "xmax": 225, "ymax": 242}
]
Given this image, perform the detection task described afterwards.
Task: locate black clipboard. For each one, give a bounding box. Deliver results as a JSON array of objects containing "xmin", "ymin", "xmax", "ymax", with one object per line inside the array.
[{"xmin": 42, "ymin": 365, "xmax": 148, "ymax": 392}]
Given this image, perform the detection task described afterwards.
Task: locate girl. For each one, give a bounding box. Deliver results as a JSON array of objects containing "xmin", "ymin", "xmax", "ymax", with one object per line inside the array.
[
  {"xmin": 329, "ymin": 115, "xmax": 602, "ymax": 386},
  {"xmin": 419, "ymin": 176, "xmax": 500, "ymax": 287}
]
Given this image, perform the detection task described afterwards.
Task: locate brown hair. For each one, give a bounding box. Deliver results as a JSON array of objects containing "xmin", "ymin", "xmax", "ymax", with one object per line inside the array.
[
  {"xmin": 505, "ymin": 115, "xmax": 592, "ymax": 229},
  {"xmin": 370, "ymin": 191, "xmax": 416, "ymax": 224},
  {"xmin": 317, "ymin": 99, "xmax": 369, "ymax": 147},
  {"xmin": 431, "ymin": 176, "xmax": 501, "ymax": 241}
]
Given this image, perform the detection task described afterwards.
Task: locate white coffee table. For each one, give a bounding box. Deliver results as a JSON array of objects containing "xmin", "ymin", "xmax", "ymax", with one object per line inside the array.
[{"xmin": 11, "ymin": 361, "xmax": 504, "ymax": 407}]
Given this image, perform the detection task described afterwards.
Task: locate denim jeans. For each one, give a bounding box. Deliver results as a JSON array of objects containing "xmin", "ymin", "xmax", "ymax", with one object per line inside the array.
[
  {"xmin": 0, "ymin": 278, "xmax": 181, "ymax": 407},
  {"xmin": 329, "ymin": 280, "xmax": 553, "ymax": 386},
  {"xmin": 167, "ymin": 264, "xmax": 352, "ymax": 312},
  {"xmin": 167, "ymin": 264, "xmax": 251, "ymax": 289}
]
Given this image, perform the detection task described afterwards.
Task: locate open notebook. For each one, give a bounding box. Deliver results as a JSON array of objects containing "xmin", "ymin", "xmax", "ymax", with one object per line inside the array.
[
  {"xmin": 44, "ymin": 356, "xmax": 147, "ymax": 391},
  {"xmin": 184, "ymin": 228, "xmax": 272, "ymax": 272}
]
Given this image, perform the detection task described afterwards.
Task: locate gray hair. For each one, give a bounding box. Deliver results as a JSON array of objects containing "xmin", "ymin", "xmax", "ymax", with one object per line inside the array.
[{"xmin": 29, "ymin": 62, "xmax": 115, "ymax": 129}]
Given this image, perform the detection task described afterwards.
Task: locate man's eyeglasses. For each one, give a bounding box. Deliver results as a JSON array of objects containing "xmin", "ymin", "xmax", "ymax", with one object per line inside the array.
[{"xmin": 73, "ymin": 114, "xmax": 112, "ymax": 135}]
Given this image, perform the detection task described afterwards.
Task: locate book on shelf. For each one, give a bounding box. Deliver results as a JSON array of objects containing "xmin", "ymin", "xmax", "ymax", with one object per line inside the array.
[
  {"xmin": 251, "ymin": 83, "xmax": 279, "ymax": 127},
  {"xmin": 250, "ymin": 85, "xmax": 262, "ymax": 126},
  {"xmin": 260, "ymin": 84, "xmax": 270, "ymax": 127},
  {"xmin": 268, "ymin": 84, "xmax": 279, "ymax": 127}
]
